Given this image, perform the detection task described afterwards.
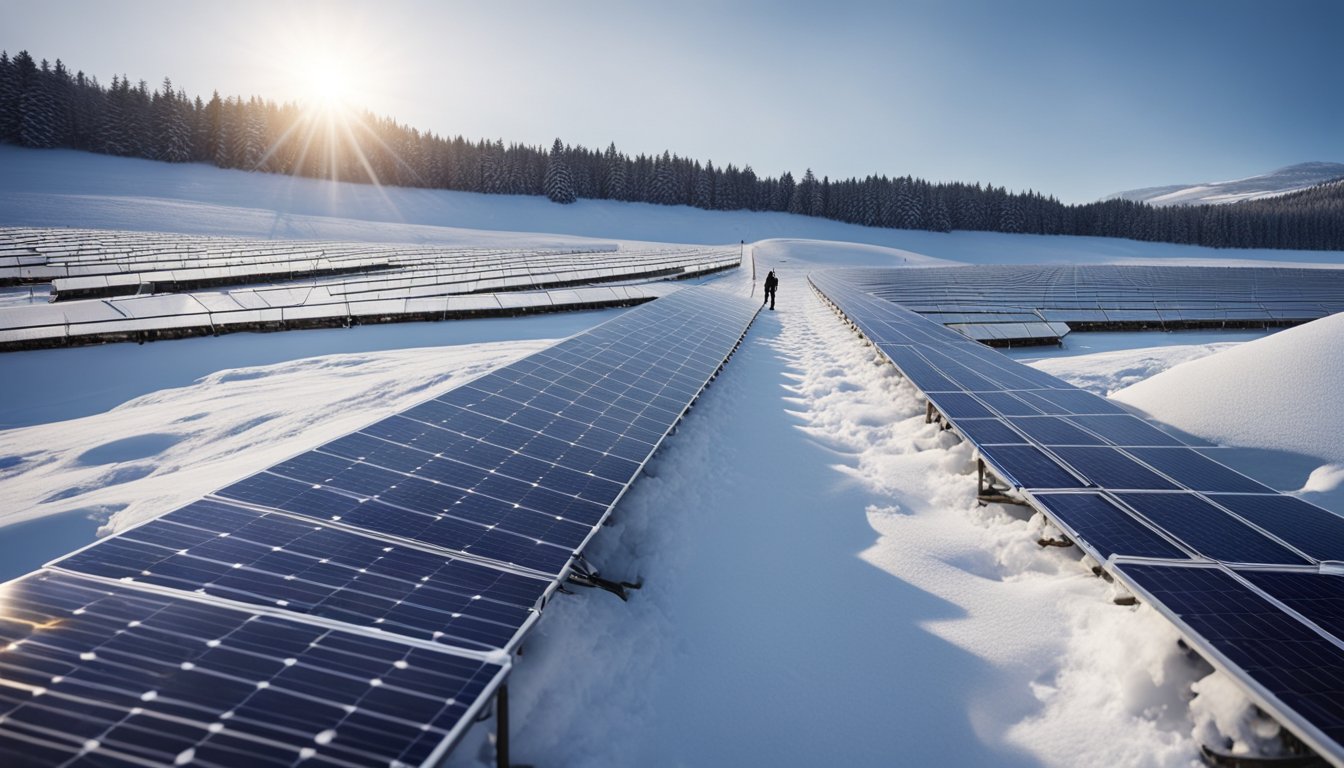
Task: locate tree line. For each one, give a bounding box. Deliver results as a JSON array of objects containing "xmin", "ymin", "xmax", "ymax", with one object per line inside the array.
[{"xmin": 3, "ymin": 49, "xmax": 1342, "ymax": 251}]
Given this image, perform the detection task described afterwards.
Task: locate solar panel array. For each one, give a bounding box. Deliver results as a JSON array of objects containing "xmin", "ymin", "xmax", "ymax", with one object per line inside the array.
[
  {"xmin": 0, "ymin": 227, "xmax": 741, "ymax": 350},
  {"xmin": 827, "ymin": 265, "xmax": 1344, "ymax": 344},
  {"xmin": 811, "ymin": 268, "xmax": 1344, "ymax": 764},
  {"xmin": 0, "ymin": 286, "xmax": 759, "ymax": 766}
]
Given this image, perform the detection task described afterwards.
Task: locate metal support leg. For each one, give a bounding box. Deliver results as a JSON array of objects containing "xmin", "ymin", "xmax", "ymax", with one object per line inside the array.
[{"xmin": 496, "ymin": 684, "xmax": 510, "ymax": 768}]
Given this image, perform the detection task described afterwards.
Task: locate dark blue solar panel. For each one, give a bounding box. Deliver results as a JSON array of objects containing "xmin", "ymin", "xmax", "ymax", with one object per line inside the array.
[
  {"xmin": 1127, "ymin": 447, "xmax": 1274, "ymax": 494},
  {"xmin": 974, "ymin": 391, "xmax": 1043, "ymax": 417},
  {"xmin": 1116, "ymin": 563, "xmax": 1344, "ymax": 758},
  {"xmin": 1008, "ymin": 417, "xmax": 1108, "ymax": 446},
  {"xmin": 1008, "ymin": 390, "xmax": 1074, "ymax": 416},
  {"xmin": 954, "ymin": 418, "xmax": 1027, "ymax": 447},
  {"xmin": 1063, "ymin": 414, "xmax": 1187, "ymax": 447},
  {"xmin": 0, "ymin": 571, "xmax": 506, "ymax": 767},
  {"xmin": 980, "ymin": 445, "xmax": 1086, "ymax": 490},
  {"xmin": 53, "ymin": 499, "xmax": 548, "ymax": 653},
  {"xmin": 875, "ymin": 344, "xmax": 960, "ymax": 392},
  {"xmin": 1237, "ymin": 569, "xmax": 1344, "ymax": 641},
  {"xmin": 1209, "ymin": 495, "xmax": 1344, "ymax": 564},
  {"xmin": 919, "ymin": 349, "xmax": 1002, "ymax": 391},
  {"xmin": 1018, "ymin": 388, "xmax": 1126, "ymax": 415},
  {"xmin": 1116, "ymin": 493, "xmax": 1310, "ymax": 565},
  {"xmin": 1052, "ymin": 447, "xmax": 1181, "ymax": 490},
  {"xmin": 216, "ymin": 472, "xmax": 577, "ymax": 576},
  {"xmin": 926, "ymin": 392, "xmax": 994, "ymax": 419},
  {"xmin": 1030, "ymin": 492, "xmax": 1187, "ymax": 561}
]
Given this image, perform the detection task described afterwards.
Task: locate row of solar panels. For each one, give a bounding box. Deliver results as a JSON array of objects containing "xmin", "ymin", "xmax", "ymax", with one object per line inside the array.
[
  {"xmin": 826, "ymin": 265, "xmax": 1344, "ymax": 345},
  {"xmin": 0, "ymin": 287, "xmax": 761, "ymax": 766},
  {"xmin": 810, "ymin": 269, "xmax": 1344, "ymax": 765},
  {"xmin": 0, "ymin": 284, "xmax": 670, "ymax": 350},
  {"xmin": 0, "ymin": 228, "xmax": 610, "ymax": 280}
]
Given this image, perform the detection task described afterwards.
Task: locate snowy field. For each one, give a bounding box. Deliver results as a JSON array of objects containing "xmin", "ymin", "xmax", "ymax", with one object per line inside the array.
[{"xmin": 3, "ymin": 149, "xmax": 1343, "ymax": 766}]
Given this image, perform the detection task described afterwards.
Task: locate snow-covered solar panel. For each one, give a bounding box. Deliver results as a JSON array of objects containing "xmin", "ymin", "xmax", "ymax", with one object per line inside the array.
[{"xmin": 0, "ymin": 571, "xmax": 508, "ymax": 767}]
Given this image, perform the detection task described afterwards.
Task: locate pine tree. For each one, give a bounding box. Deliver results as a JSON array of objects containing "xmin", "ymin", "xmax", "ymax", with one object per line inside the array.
[
  {"xmin": 651, "ymin": 150, "xmax": 677, "ymax": 205},
  {"xmin": 0, "ymin": 51, "xmax": 19, "ymax": 142},
  {"xmin": 544, "ymin": 137, "xmax": 576, "ymax": 203},
  {"xmin": 18, "ymin": 56, "xmax": 59, "ymax": 148},
  {"xmin": 693, "ymin": 160, "xmax": 714, "ymax": 209},
  {"xmin": 153, "ymin": 77, "xmax": 191, "ymax": 162}
]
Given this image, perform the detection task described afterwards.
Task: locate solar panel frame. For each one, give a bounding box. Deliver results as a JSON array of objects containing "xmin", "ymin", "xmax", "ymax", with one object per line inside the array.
[
  {"xmin": 49, "ymin": 499, "xmax": 551, "ymax": 655},
  {"xmin": 1110, "ymin": 560, "xmax": 1344, "ymax": 766},
  {"xmin": 1115, "ymin": 492, "xmax": 1311, "ymax": 565},
  {"xmin": 1208, "ymin": 494, "xmax": 1344, "ymax": 565},
  {"xmin": 0, "ymin": 570, "xmax": 511, "ymax": 768},
  {"xmin": 1027, "ymin": 491, "xmax": 1192, "ymax": 562}
]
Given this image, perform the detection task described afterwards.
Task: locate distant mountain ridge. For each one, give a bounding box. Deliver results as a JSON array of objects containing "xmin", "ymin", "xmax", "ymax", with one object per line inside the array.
[{"xmin": 1107, "ymin": 162, "xmax": 1344, "ymax": 207}]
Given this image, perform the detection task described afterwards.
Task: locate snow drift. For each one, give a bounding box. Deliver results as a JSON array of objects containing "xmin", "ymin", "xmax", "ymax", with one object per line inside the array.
[{"xmin": 1112, "ymin": 312, "xmax": 1344, "ymax": 467}]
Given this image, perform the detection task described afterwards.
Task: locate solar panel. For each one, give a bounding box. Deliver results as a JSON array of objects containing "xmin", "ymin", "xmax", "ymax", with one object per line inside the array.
[
  {"xmin": 953, "ymin": 418, "xmax": 1028, "ymax": 447},
  {"xmin": 1236, "ymin": 568, "xmax": 1344, "ymax": 641},
  {"xmin": 0, "ymin": 571, "xmax": 507, "ymax": 767},
  {"xmin": 974, "ymin": 391, "xmax": 1044, "ymax": 417},
  {"xmin": 1209, "ymin": 494, "xmax": 1344, "ymax": 564},
  {"xmin": 1051, "ymin": 447, "xmax": 1181, "ymax": 490},
  {"xmin": 980, "ymin": 445, "xmax": 1086, "ymax": 490},
  {"xmin": 1113, "ymin": 562, "xmax": 1344, "ymax": 764},
  {"xmin": 1029, "ymin": 492, "xmax": 1188, "ymax": 561},
  {"xmin": 1007, "ymin": 416, "xmax": 1109, "ymax": 446},
  {"xmin": 925, "ymin": 392, "xmax": 995, "ymax": 419},
  {"xmin": 1062, "ymin": 414, "xmax": 1187, "ymax": 447},
  {"xmin": 1115, "ymin": 493, "xmax": 1310, "ymax": 565},
  {"xmin": 1017, "ymin": 388, "xmax": 1127, "ymax": 415},
  {"xmin": 1, "ymin": 285, "xmax": 761, "ymax": 767},
  {"xmin": 52, "ymin": 499, "xmax": 548, "ymax": 654},
  {"xmin": 216, "ymin": 467, "xmax": 580, "ymax": 576},
  {"xmin": 1125, "ymin": 447, "xmax": 1275, "ymax": 494},
  {"xmin": 875, "ymin": 344, "xmax": 960, "ymax": 392}
]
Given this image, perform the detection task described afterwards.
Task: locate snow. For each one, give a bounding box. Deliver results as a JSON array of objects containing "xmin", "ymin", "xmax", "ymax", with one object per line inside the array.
[
  {"xmin": 5, "ymin": 145, "xmax": 1343, "ymax": 268},
  {"xmin": 1112, "ymin": 312, "xmax": 1344, "ymax": 468},
  {"xmin": 1107, "ymin": 161, "xmax": 1344, "ymax": 207},
  {"xmin": 4, "ymin": 148, "xmax": 1344, "ymax": 767}
]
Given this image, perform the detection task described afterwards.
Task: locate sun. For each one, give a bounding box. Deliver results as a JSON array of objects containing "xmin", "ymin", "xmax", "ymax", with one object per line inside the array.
[{"xmin": 295, "ymin": 52, "xmax": 354, "ymax": 110}]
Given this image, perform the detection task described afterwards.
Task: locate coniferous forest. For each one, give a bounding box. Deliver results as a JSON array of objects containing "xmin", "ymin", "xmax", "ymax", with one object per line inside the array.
[{"xmin": 3, "ymin": 49, "xmax": 1342, "ymax": 251}]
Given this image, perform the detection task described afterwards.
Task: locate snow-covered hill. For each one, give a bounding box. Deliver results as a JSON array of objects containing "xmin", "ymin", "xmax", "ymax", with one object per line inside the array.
[
  {"xmin": 1106, "ymin": 161, "xmax": 1344, "ymax": 207},
  {"xmin": 4, "ymin": 145, "xmax": 1342, "ymax": 267},
  {"xmin": 1112, "ymin": 312, "xmax": 1344, "ymax": 485}
]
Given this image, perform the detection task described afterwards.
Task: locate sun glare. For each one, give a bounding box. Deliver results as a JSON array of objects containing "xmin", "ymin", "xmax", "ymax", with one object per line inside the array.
[{"xmin": 295, "ymin": 52, "xmax": 353, "ymax": 110}]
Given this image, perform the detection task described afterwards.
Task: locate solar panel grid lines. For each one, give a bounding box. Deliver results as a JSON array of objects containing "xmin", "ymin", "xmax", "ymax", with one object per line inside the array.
[
  {"xmin": 0, "ymin": 286, "xmax": 760, "ymax": 767},
  {"xmin": 813, "ymin": 266, "xmax": 1344, "ymax": 762},
  {"xmin": 1208, "ymin": 494, "xmax": 1344, "ymax": 565},
  {"xmin": 0, "ymin": 570, "xmax": 510, "ymax": 768},
  {"xmin": 1109, "ymin": 560, "xmax": 1344, "ymax": 765},
  {"xmin": 1110, "ymin": 492, "xmax": 1313, "ymax": 566},
  {"xmin": 1025, "ymin": 491, "xmax": 1193, "ymax": 562},
  {"xmin": 48, "ymin": 498, "xmax": 551, "ymax": 655}
]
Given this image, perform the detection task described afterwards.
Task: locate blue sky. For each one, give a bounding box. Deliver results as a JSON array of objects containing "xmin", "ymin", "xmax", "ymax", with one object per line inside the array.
[{"xmin": 3, "ymin": 0, "xmax": 1341, "ymax": 203}]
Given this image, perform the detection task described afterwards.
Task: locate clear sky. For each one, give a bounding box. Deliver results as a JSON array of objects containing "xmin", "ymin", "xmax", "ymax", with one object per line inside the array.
[{"xmin": 3, "ymin": 0, "xmax": 1341, "ymax": 203}]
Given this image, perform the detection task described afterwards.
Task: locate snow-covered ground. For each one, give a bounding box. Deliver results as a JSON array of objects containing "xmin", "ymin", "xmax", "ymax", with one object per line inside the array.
[{"xmin": 4, "ymin": 149, "xmax": 1344, "ymax": 766}]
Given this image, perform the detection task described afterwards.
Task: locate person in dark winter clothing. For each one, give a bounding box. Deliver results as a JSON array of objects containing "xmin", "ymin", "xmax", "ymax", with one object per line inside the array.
[{"xmin": 763, "ymin": 270, "xmax": 778, "ymax": 310}]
